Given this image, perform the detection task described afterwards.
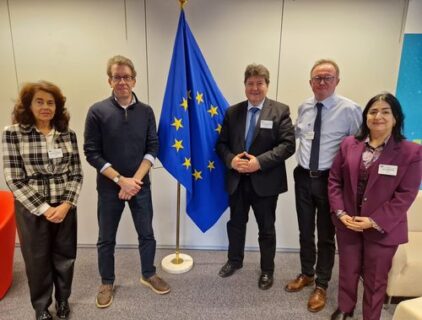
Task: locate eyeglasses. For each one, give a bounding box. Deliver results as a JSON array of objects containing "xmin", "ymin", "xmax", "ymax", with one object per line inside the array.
[
  {"xmin": 311, "ymin": 76, "xmax": 336, "ymax": 84},
  {"xmin": 110, "ymin": 75, "xmax": 135, "ymax": 82}
]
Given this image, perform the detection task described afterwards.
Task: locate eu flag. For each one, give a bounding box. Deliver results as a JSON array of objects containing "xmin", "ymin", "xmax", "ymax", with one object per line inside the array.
[{"xmin": 158, "ymin": 10, "xmax": 229, "ymax": 232}]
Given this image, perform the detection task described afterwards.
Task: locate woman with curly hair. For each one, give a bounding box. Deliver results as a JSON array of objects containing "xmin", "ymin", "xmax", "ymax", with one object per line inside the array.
[{"xmin": 2, "ymin": 81, "xmax": 83, "ymax": 320}]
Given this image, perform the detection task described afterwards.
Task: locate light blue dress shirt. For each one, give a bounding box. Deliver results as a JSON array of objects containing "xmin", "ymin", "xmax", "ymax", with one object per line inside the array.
[{"xmin": 295, "ymin": 94, "xmax": 362, "ymax": 170}]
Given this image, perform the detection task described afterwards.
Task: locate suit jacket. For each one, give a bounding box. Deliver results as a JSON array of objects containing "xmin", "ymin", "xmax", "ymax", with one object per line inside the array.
[
  {"xmin": 216, "ymin": 98, "xmax": 295, "ymax": 197},
  {"xmin": 329, "ymin": 136, "xmax": 422, "ymax": 246}
]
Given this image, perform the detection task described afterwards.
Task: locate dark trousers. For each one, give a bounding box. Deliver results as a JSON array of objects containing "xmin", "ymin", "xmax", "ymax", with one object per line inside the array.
[
  {"xmin": 336, "ymin": 229, "xmax": 397, "ymax": 320},
  {"xmin": 294, "ymin": 166, "xmax": 335, "ymax": 289},
  {"xmin": 227, "ymin": 176, "xmax": 278, "ymax": 274},
  {"xmin": 97, "ymin": 186, "xmax": 156, "ymax": 284},
  {"xmin": 15, "ymin": 201, "xmax": 77, "ymax": 313}
]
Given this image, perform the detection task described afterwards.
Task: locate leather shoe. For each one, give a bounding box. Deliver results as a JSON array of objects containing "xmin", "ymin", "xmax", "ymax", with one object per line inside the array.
[
  {"xmin": 308, "ymin": 287, "xmax": 326, "ymax": 312},
  {"xmin": 36, "ymin": 310, "xmax": 52, "ymax": 320},
  {"xmin": 285, "ymin": 274, "xmax": 315, "ymax": 292},
  {"xmin": 331, "ymin": 308, "xmax": 353, "ymax": 320},
  {"xmin": 258, "ymin": 273, "xmax": 273, "ymax": 290},
  {"xmin": 56, "ymin": 300, "xmax": 70, "ymax": 319},
  {"xmin": 218, "ymin": 261, "xmax": 242, "ymax": 278}
]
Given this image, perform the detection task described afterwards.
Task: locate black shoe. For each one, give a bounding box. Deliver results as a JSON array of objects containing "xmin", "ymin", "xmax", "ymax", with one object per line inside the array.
[
  {"xmin": 56, "ymin": 300, "xmax": 70, "ymax": 319},
  {"xmin": 218, "ymin": 261, "xmax": 242, "ymax": 278},
  {"xmin": 35, "ymin": 310, "xmax": 52, "ymax": 320},
  {"xmin": 258, "ymin": 273, "xmax": 273, "ymax": 290},
  {"xmin": 331, "ymin": 308, "xmax": 353, "ymax": 320}
]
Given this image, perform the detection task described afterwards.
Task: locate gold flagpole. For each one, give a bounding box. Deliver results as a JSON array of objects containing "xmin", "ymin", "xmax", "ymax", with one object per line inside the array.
[
  {"xmin": 161, "ymin": 0, "xmax": 193, "ymax": 274},
  {"xmin": 172, "ymin": 183, "xmax": 181, "ymax": 264},
  {"xmin": 161, "ymin": 182, "xmax": 193, "ymax": 273}
]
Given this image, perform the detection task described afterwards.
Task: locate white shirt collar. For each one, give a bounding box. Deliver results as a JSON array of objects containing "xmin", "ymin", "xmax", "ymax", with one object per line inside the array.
[
  {"xmin": 114, "ymin": 95, "xmax": 136, "ymax": 109},
  {"xmin": 247, "ymin": 98, "xmax": 265, "ymax": 111}
]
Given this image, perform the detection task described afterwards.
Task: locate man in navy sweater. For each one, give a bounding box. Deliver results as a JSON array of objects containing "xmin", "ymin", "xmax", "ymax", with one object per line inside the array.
[{"xmin": 84, "ymin": 55, "xmax": 170, "ymax": 309}]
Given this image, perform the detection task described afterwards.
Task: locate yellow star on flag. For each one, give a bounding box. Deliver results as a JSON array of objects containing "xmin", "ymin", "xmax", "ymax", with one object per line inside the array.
[
  {"xmin": 182, "ymin": 157, "xmax": 191, "ymax": 169},
  {"xmin": 196, "ymin": 91, "xmax": 204, "ymax": 104},
  {"xmin": 207, "ymin": 105, "xmax": 218, "ymax": 117},
  {"xmin": 187, "ymin": 90, "xmax": 192, "ymax": 100},
  {"xmin": 180, "ymin": 97, "xmax": 188, "ymax": 111},
  {"xmin": 172, "ymin": 139, "xmax": 184, "ymax": 152},
  {"xmin": 207, "ymin": 161, "xmax": 215, "ymax": 171},
  {"xmin": 192, "ymin": 169, "xmax": 202, "ymax": 180},
  {"xmin": 171, "ymin": 117, "xmax": 183, "ymax": 131},
  {"xmin": 215, "ymin": 124, "xmax": 222, "ymax": 134}
]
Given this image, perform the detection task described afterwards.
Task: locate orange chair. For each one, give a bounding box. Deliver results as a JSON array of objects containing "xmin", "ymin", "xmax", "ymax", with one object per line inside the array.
[{"xmin": 0, "ymin": 190, "xmax": 16, "ymax": 299}]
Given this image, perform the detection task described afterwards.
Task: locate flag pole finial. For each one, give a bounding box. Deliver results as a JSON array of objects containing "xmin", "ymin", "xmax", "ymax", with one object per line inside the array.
[{"xmin": 179, "ymin": 0, "xmax": 188, "ymax": 9}]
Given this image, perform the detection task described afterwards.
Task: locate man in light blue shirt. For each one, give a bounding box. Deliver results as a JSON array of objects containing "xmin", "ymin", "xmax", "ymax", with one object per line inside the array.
[{"xmin": 285, "ymin": 59, "xmax": 362, "ymax": 313}]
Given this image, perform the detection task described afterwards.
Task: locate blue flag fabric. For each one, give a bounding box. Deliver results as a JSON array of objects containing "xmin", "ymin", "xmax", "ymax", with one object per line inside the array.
[{"xmin": 158, "ymin": 10, "xmax": 229, "ymax": 232}]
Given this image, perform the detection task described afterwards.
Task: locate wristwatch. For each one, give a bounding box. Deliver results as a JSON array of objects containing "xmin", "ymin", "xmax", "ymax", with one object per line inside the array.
[{"xmin": 113, "ymin": 174, "xmax": 121, "ymax": 184}]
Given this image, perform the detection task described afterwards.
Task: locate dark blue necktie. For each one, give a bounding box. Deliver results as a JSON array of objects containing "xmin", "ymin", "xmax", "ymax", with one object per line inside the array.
[
  {"xmin": 245, "ymin": 107, "xmax": 259, "ymax": 151},
  {"xmin": 309, "ymin": 103, "xmax": 323, "ymax": 171}
]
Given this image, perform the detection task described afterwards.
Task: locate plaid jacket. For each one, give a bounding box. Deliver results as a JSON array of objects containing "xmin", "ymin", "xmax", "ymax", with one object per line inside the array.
[{"xmin": 2, "ymin": 124, "xmax": 83, "ymax": 214}]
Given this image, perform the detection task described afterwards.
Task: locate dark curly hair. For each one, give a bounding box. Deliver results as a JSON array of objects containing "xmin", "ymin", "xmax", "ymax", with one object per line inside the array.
[
  {"xmin": 12, "ymin": 80, "xmax": 70, "ymax": 132},
  {"xmin": 355, "ymin": 92, "xmax": 405, "ymax": 142}
]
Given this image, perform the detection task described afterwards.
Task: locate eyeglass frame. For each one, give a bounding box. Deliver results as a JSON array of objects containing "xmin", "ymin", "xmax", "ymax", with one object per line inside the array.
[
  {"xmin": 310, "ymin": 76, "xmax": 337, "ymax": 84},
  {"xmin": 110, "ymin": 75, "xmax": 135, "ymax": 83}
]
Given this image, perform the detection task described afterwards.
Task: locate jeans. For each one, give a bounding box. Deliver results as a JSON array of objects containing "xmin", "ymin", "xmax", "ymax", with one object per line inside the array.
[{"xmin": 97, "ymin": 186, "xmax": 156, "ymax": 284}]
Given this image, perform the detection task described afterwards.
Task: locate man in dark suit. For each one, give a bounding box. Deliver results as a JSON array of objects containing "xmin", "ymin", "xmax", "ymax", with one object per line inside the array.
[{"xmin": 216, "ymin": 64, "xmax": 295, "ymax": 290}]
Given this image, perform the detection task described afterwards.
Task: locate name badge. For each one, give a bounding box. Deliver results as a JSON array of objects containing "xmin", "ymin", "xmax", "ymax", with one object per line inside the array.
[
  {"xmin": 260, "ymin": 120, "xmax": 273, "ymax": 129},
  {"xmin": 304, "ymin": 131, "xmax": 315, "ymax": 140},
  {"xmin": 378, "ymin": 164, "xmax": 398, "ymax": 176},
  {"xmin": 48, "ymin": 148, "xmax": 63, "ymax": 159}
]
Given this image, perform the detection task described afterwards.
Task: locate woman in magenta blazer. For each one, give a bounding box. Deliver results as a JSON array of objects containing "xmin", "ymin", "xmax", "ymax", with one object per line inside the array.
[{"xmin": 328, "ymin": 93, "xmax": 422, "ymax": 320}]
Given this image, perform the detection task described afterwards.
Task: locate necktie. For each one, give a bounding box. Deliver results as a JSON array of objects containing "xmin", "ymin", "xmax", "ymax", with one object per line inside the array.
[
  {"xmin": 245, "ymin": 107, "xmax": 259, "ymax": 151},
  {"xmin": 309, "ymin": 102, "xmax": 323, "ymax": 171}
]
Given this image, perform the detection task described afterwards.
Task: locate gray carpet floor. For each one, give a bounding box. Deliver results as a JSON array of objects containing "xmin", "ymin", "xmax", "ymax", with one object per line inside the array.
[{"xmin": 0, "ymin": 247, "xmax": 396, "ymax": 320}]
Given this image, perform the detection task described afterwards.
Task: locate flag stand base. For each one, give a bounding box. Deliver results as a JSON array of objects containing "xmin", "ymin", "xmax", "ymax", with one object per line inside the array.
[{"xmin": 161, "ymin": 253, "xmax": 193, "ymax": 274}]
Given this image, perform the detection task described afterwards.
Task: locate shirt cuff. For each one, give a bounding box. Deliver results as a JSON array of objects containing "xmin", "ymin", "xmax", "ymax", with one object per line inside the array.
[
  {"xmin": 100, "ymin": 162, "xmax": 112, "ymax": 173},
  {"xmin": 38, "ymin": 203, "xmax": 51, "ymax": 216},
  {"xmin": 336, "ymin": 210, "xmax": 346, "ymax": 219},
  {"xmin": 144, "ymin": 154, "xmax": 155, "ymax": 166},
  {"xmin": 369, "ymin": 218, "xmax": 384, "ymax": 233}
]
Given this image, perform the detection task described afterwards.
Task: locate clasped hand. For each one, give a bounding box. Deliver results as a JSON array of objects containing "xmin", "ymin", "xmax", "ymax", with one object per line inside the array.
[
  {"xmin": 231, "ymin": 152, "xmax": 260, "ymax": 173},
  {"xmin": 339, "ymin": 214, "xmax": 373, "ymax": 232},
  {"xmin": 44, "ymin": 202, "xmax": 71, "ymax": 223},
  {"xmin": 118, "ymin": 176, "xmax": 143, "ymax": 200}
]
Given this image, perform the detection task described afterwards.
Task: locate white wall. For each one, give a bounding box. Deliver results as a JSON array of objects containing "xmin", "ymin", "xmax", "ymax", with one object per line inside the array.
[
  {"xmin": 405, "ymin": 0, "xmax": 422, "ymax": 33},
  {"xmin": 0, "ymin": 0, "xmax": 408, "ymax": 250}
]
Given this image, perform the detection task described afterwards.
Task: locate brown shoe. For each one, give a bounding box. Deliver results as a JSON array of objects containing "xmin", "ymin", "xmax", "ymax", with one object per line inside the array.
[
  {"xmin": 96, "ymin": 284, "xmax": 113, "ymax": 308},
  {"xmin": 285, "ymin": 274, "xmax": 315, "ymax": 292},
  {"xmin": 308, "ymin": 287, "xmax": 326, "ymax": 312},
  {"xmin": 140, "ymin": 274, "xmax": 171, "ymax": 295}
]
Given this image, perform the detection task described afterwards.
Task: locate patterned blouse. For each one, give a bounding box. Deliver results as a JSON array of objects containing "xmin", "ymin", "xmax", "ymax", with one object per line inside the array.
[
  {"xmin": 362, "ymin": 136, "xmax": 388, "ymax": 169},
  {"xmin": 2, "ymin": 124, "xmax": 83, "ymax": 215}
]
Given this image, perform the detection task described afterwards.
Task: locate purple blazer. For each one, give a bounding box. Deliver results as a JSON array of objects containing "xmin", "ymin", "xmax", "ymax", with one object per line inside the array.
[{"xmin": 329, "ymin": 136, "xmax": 422, "ymax": 246}]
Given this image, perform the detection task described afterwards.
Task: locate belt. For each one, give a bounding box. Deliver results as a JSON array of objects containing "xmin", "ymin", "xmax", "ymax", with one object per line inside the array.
[
  {"xmin": 298, "ymin": 166, "xmax": 329, "ymax": 178},
  {"xmin": 29, "ymin": 172, "xmax": 67, "ymax": 202}
]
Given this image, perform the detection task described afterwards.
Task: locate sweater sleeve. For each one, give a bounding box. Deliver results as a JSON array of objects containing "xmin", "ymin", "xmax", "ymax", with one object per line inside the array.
[{"xmin": 83, "ymin": 107, "xmax": 108, "ymax": 171}]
